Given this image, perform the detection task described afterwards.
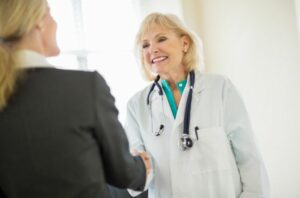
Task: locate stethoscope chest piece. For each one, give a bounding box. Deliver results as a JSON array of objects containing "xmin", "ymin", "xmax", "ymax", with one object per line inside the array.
[{"xmin": 179, "ymin": 134, "xmax": 193, "ymax": 151}]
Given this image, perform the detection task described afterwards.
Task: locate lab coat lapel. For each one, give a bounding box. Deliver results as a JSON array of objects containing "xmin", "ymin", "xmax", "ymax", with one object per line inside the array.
[
  {"xmin": 193, "ymin": 71, "xmax": 206, "ymax": 103},
  {"xmin": 173, "ymin": 88, "xmax": 188, "ymax": 130},
  {"xmin": 173, "ymin": 71, "xmax": 206, "ymax": 131}
]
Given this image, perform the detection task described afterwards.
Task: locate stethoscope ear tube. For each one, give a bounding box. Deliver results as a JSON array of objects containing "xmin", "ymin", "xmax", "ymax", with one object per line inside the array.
[
  {"xmin": 147, "ymin": 75, "xmax": 162, "ymax": 105},
  {"xmin": 155, "ymin": 124, "xmax": 164, "ymax": 136}
]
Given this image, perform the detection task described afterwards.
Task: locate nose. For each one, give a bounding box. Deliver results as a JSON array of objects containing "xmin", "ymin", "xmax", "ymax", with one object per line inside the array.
[{"xmin": 149, "ymin": 44, "xmax": 159, "ymax": 54}]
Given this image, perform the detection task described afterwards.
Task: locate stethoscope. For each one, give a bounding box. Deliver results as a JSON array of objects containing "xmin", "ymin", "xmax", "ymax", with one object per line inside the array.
[{"xmin": 146, "ymin": 70, "xmax": 195, "ymax": 151}]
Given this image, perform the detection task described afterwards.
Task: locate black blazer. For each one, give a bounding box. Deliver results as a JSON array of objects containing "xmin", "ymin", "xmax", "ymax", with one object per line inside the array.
[{"xmin": 0, "ymin": 68, "xmax": 146, "ymax": 198}]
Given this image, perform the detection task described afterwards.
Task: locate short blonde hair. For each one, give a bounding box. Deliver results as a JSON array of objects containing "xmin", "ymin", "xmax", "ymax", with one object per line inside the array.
[
  {"xmin": 0, "ymin": 0, "xmax": 47, "ymax": 110},
  {"xmin": 134, "ymin": 12, "xmax": 204, "ymax": 81}
]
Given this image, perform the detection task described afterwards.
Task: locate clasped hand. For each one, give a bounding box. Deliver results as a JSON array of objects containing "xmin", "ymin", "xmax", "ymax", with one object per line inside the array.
[{"xmin": 132, "ymin": 149, "xmax": 152, "ymax": 178}]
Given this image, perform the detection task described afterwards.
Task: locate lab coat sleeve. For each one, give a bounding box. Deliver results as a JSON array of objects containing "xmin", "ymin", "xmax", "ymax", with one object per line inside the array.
[
  {"xmin": 125, "ymin": 99, "xmax": 146, "ymax": 151},
  {"xmin": 125, "ymin": 98, "xmax": 154, "ymax": 196},
  {"xmin": 92, "ymin": 72, "xmax": 146, "ymax": 191},
  {"xmin": 223, "ymin": 79, "xmax": 270, "ymax": 198}
]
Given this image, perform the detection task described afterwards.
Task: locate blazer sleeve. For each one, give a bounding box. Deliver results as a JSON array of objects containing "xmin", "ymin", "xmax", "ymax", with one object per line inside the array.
[
  {"xmin": 0, "ymin": 187, "xmax": 6, "ymax": 198},
  {"xmin": 223, "ymin": 78, "xmax": 270, "ymax": 198},
  {"xmin": 91, "ymin": 71, "xmax": 146, "ymax": 191}
]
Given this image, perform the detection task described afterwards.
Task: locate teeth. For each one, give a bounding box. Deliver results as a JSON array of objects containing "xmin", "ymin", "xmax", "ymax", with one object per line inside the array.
[{"xmin": 152, "ymin": 56, "xmax": 167, "ymax": 63}]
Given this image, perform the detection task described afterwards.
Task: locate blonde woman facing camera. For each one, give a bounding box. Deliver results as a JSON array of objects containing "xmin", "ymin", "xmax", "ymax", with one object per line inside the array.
[
  {"xmin": 0, "ymin": 0, "xmax": 151, "ymax": 197},
  {"xmin": 125, "ymin": 12, "xmax": 270, "ymax": 198}
]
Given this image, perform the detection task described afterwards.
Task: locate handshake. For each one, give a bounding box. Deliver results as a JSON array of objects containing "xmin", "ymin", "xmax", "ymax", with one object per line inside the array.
[{"xmin": 132, "ymin": 150, "xmax": 152, "ymax": 178}]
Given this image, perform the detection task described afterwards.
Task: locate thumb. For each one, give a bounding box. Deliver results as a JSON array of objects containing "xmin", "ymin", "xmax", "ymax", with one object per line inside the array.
[{"xmin": 131, "ymin": 148, "xmax": 139, "ymax": 156}]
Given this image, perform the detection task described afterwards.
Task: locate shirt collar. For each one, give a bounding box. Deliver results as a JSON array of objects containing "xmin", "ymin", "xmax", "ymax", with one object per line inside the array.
[
  {"xmin": 14, "ymin": 49, "xmax": 54, "ymax": 69},
  {"xmin": 161, "ymin": 79, "xmax": 187, "ymax": 95}
]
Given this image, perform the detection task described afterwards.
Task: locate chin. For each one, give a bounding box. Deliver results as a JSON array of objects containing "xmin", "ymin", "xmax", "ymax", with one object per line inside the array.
[
  {"xmin": 152, "ymin": 69, "xmax": 168, "ymax": 77},
  {"xmin": 46, "ymin": 47, "xmax": 60, "ymax": 57},
  {"xmin": 151, "ymin": 65, "xmax": 165, "ymax": 75}
]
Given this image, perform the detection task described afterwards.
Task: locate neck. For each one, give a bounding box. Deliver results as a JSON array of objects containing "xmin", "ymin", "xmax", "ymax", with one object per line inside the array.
[
  {"xmin": 162, "ymin": 69, "xmax": 188, "ymax": 90},
  {"xmin": 14, "ymin": 29, "xmax": 45, "ymax": 56}
]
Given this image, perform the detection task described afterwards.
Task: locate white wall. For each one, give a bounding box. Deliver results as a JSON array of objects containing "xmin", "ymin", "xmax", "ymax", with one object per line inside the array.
[
  {"xmin": 134, "ymin": 0, "xmax": 183, "ymax": 19},
  {"xmin": 182, "ymin": 0, "xmax": 300, "ymax": 197},
  {"xmin": 296, "ymin": 0, "xmax": 300, "ymax": 40}
]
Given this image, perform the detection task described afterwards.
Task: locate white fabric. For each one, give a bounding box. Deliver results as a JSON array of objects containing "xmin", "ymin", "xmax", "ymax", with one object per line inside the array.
[
  {"xmin": 125, "ymin": 70, "xmax": 270, "ymax": 198},
  {"xmin": 14, "ymin": 49, "xmax": 54, "ymax": 69},
  {"xmin": 127, "ymin": 163, "xmax": 154, "ymax": 197}
]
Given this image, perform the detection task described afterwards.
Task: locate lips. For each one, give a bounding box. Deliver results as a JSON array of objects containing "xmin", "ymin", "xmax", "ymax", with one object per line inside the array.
[{"xmin": 151, "ymin": 56, "xmax": 168, "ymax": 64}]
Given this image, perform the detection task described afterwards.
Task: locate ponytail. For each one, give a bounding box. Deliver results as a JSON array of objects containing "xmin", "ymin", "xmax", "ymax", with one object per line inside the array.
[
  {"xmin": 0, "ymin": 0, "xmax": 47, "ymax": 111},
  {"xmin": 0, "ymin": 45, "xmax": 18, "ymax": 111}
]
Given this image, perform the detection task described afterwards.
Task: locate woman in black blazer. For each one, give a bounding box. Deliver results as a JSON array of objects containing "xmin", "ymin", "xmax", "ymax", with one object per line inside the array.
[{"xmin": 0, "ymin": 0, "xmax": 150, "ymax": 197}]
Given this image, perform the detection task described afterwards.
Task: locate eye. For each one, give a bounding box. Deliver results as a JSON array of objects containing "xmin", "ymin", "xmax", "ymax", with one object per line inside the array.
[
  {"xmin": 142, "ymin": 43, "xmax": 149, "ymax": 49},
  {"xmin": 158, "ymin": 36, "xmax": 167, "ymax": 42}
]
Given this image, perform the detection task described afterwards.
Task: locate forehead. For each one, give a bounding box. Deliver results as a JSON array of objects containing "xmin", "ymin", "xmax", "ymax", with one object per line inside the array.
[{"xmin": 141, "ymin": 23, "xmax": 174, "ymax": 41}]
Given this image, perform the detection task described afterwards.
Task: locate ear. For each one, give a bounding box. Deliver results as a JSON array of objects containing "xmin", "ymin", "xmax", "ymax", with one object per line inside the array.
[
  {"xmin": 181, "ymin": 35, "xmax": 190, "ymax": 53},
  {"xmin": 36, "ymin": 19, "xmax": 45, "ymax": 32}
]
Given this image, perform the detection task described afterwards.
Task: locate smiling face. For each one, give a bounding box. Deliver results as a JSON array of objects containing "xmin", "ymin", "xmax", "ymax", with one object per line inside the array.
[{"xmin": 141, "ymin": 23, "xmax": 189, "ymax": 78}]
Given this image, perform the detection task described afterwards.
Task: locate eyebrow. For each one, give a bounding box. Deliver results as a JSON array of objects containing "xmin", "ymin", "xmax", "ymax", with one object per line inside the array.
[{"xmin": 142, "ymin": 33, "xmax": 167, "ymax": 42}]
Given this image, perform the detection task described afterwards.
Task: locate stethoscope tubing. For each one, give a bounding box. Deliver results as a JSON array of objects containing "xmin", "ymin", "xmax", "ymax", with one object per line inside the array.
[
  {"xmin": 183, "ymin": 71, "xmax": 195, "ymax": 135},
  {"xmin": 147, "ymin": 71, "xmax": 195, "ymax": 145}
]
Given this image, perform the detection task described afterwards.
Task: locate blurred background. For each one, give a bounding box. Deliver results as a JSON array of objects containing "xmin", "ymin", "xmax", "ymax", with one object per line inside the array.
[{"xmin": 48, "ymin": 0, "xmax": 300, "ymax": 197}]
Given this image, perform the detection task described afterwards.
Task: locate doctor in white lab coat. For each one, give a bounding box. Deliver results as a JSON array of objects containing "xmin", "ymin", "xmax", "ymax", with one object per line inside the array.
[{"xmin": 125, "ymin": 12, "xmax": 270, "ymax": 198}]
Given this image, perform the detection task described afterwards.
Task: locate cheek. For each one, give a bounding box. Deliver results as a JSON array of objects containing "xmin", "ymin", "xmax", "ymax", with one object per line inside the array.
[
  {"xmin": 143, "ymin": 51, "xmax": 151, "ymax": 63},
  {"xmin": 49, "ymin": 19, "xmax": 57, "ymax": 35},
  {"xmin": 170, "ymin": 45, "xmax": 183, "ymax": 59},
  {"xmin": 52, "ymin": 21, "xmax": 57, "ymax": 33}
]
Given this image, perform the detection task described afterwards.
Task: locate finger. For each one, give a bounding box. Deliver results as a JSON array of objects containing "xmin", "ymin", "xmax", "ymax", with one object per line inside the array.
[{"xmin": 131, "ymin": 149, "xmax": 139, "ymax": 156}]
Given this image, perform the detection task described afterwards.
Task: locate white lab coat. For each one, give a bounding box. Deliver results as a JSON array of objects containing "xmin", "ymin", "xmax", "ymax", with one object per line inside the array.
[{"xmin": 125, "ymin": 71, "xmax": 270, "ymax": 198}]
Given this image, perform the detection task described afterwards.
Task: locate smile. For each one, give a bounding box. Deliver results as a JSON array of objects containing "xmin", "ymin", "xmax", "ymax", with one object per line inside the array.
[{"xmin": 152, "ymin": 56, "xmax": 168, "ymax": 64}]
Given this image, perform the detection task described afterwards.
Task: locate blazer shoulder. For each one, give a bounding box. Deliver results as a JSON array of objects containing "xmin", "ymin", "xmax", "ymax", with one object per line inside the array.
[
  {"xmin": 43, "ymin": 68, "xmax": 97, "ymax": 77},
  {"xmin": 27, "ymin": 68, "xmax": 104, "ymax": 82}
]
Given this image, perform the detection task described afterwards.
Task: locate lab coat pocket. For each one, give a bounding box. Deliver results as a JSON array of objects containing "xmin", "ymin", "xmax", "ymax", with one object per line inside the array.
[{"xmin": 189, "ymin": 126, "xmax": 231, "ymax": 174}]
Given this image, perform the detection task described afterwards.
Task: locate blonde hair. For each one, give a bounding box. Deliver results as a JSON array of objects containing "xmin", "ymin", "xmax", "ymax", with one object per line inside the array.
[
  {"xmin": 0, "ymin": 0, "xmax": 47, "ymax": 110},
  {"xmin": 134, "ymin": 12, "xmax": 204, "ymax": 81}
]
